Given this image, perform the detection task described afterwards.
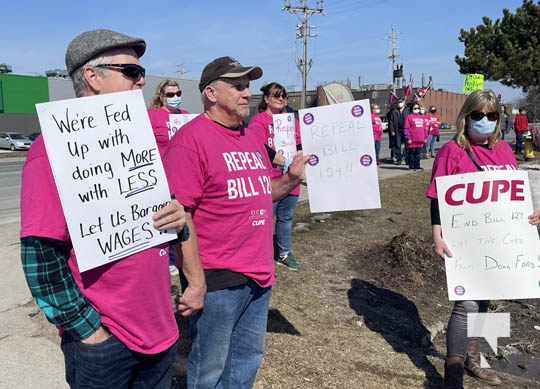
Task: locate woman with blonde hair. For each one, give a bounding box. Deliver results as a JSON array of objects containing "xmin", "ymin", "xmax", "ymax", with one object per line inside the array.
[
  {"xmin": 148, "ymin": 79, "xmax": 191, "ymax": 277},
  {"xmin": 148, "ymin": 79, "xmax": 190, "ymax": 159},
  {"xmin": 427, "ymin": 90, "xmax": 539, "ymax": 388}
]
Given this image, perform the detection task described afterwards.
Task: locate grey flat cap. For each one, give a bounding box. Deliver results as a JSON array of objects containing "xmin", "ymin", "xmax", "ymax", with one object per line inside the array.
[{"xmin": 65, "ymin": 29, "xmax": 146, "ymax": 76}]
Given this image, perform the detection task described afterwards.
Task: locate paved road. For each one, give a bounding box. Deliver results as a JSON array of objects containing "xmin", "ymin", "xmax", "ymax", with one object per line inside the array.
[{"xmin": 0, "ymin": 158, "xmax": 25, "ymax": 224}]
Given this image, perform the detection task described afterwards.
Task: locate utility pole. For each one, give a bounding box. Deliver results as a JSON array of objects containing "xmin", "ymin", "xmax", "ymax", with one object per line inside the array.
[
  {"xmin": 175, "ymin": 64, "xmax": 188, "ymax": 79},
  {"xmin": 387, "ymin": 26, "xmax": 401, "ymax": 94},
  {"xmin": 283, "ymin": 0, "xmax": 325, "ymax": 109}
]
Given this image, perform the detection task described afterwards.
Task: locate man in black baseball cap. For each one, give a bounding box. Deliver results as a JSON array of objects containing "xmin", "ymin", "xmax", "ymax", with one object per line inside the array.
[
  {"xmin": 198, "ymin": 56, "xmax": 262, "ymax": 92},
  {"xmin": 20, "ymin": 29, "xmax": 196, "ymax": 387},
  {"xmin": 164, "ymin": 56, "xmax": 309, "ymax": 388}
]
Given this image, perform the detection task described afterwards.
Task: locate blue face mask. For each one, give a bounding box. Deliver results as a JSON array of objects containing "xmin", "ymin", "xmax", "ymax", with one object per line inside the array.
[
  {"xmin": 469, "ymin": 117, "xmax": 496, "ymax": 140},
  {"xmin": 166, "ymin": 96, "xmax": 182, "ymax": 109}
]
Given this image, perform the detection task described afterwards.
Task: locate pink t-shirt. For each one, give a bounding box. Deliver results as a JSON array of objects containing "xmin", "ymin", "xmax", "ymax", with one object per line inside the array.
[
  {"xmin": 371, "ymin": 112, "xmax": 383, "ymax": 141},
  {"xmin": 404, "ymin": 113, "xmax": 428, "ymax": 148},
  {"xmin": 164, "ymin": 114, "xmax": 276, "ymax": 288},
  {"xmin": 148, "ymin": 107, "xmax": 190, "ymax": 160},
  {"xmin": 427, "ymin": 113, "xmax": 440, "ymax": 135},
  {"xmin": 426, "ymin": 139, "xmax": 517, "ymax": 198},
  {"xmin": 248, "ymin": 111, "xmax": 302, "ymax": 196},
  {"xmin": 20, "ymin": 136, "xmax": 178, "ymax": 354}
]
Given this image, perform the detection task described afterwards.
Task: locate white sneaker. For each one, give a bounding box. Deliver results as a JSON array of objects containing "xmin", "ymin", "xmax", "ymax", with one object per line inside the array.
[{"xmin": 169, "ymin": 265, "xmax": 179, "ymax": 276}]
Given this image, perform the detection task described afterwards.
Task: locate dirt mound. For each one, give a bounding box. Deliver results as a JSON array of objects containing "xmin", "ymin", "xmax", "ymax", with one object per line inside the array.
[{"xmin": 387, "ymin": 232, "xmax": 446, "ymax": 292}]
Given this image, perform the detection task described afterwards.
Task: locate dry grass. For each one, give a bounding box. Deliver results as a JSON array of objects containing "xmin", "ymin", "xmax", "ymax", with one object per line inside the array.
[{"xmin": 29, "ymin": 169, "xmax": 540, "ymax": 388}]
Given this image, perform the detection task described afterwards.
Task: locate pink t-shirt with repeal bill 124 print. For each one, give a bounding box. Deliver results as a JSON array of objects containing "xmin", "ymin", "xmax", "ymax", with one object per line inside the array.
[
  {"xmin": 426, "ymin": 139, "xmax": 517, "ymax": 199},
  {"xmin": 164, "ymin": 114, "xmax": 276, "ymax": 288}
]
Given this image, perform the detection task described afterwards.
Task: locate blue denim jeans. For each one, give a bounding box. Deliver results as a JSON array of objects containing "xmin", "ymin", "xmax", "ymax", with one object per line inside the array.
[
  {"xmin": 188, "ymin": 280, "xmax": 271, "ymax": 388},
  {"xmin": 515, "ymin": 134, "xmax": 523, "ymax": 153},
  {"xmin": 407, "ymin": 147, "xmax": 422, "ymax": 169},
  {"xmin": 273, "ymin": 194, "xmax": 299, "ymax": 256},
  {"xmin": 61, "ymin": 330, "xmax": 177, "ymax": 388},
  {"xmin": 374, "ymin": 140, "xmax": 381, "ymax": 162},
  {"xmin": 427, "ymin": 134, "xmax": 437, "ymax": 156}
]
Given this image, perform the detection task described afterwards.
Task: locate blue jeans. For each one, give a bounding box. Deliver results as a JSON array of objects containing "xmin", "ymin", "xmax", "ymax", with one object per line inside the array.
[
  {"xmin": 273, "ymin": 194, "xmax": 299, "ymax": 256},
  {"xmin": 188, "ymin": 280, "xmax": 271, "ymax": 388},
  {"xmin": 408, "ymin": 147, "xmax": 422, "ymax": 169},
  {"xmin": 427, "ymin": 134, "xmax": 437, "ymax": 156},
  {"xmin": 515, "ymin": 134, "xmax": 523, "ymax": 153},
  {"xmin": 61, "ymin": 330, "xmax": 177, "ymax": 388},
  {"xmin": 374, "ymin": 140, "xmax": 381, "ymax": 162}
]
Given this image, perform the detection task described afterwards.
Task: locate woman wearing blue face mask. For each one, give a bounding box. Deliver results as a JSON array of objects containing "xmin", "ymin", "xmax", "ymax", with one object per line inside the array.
[
  {"xmin": 148, "ymin": 79, "xmax": 190, "ymax": 160},
  {"xmin": 426, "ymin": 90, "xmax": 539, "ymax": 388},
  {"xmin": 148, "ymin": 79, "xmax": 191, "ymax": 279}
]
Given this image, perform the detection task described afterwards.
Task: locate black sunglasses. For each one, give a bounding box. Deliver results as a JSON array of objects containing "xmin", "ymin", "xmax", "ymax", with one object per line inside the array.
[
  {"xmin": 95, "ymin": 63, "xmax": 146, "ymax": 81},
  {"xmin": 470, "ymin": 110, "xmax": 499, "ymax": 121},
  {"xmin": 272, "ymin": 92, "xmax": 287, "ymax": 99},
  {"xmin": 164, "ymin": 91, "xmax": 182, "ymax": 98}
]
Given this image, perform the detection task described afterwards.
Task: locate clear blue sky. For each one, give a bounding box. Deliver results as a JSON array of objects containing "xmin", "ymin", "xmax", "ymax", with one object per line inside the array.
[{"xmin": 1, "ymin": 0, "xmax": 528, "ymax": 103}]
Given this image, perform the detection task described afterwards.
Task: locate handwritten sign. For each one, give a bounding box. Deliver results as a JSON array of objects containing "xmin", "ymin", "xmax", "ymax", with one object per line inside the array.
[
  {"xmin": 463, "ymin": 74, "xmax": 484, "ymax": 93},
  {"xmin": 273, "ymin": 113, "xmax": 296, "ymax": 160},
  {"xmin": 299, "ymin": 100, "xmax": 381, "ymax": 213},
  {"xmin": 169, "ymin": 113, "xmax": 198, "ymax": 139},
  {"xmin": 437, "ymin": 170, "xmax": 540, "ymax": 300},
  {"xmin": 36, "ymin": 90, "xmax": 176, "ymax": 272}
]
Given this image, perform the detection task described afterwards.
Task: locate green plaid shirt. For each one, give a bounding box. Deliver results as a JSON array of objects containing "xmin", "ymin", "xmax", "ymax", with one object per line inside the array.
[{"xmin": 21, "ymin": 236, "xmax": 100, "ymax": 340}]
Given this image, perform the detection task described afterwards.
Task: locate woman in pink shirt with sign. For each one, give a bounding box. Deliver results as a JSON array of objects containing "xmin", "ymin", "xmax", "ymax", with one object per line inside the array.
[
  {"xmin": 148, "ymin": 79, "xmax": 191, "ymax": 278},
  {"xmin": 148, "ymin": 79, "xmax": 190, "ymax": 160},
  {"xmin": 248, "ymin": 82, "xmax": 302, "ymax": 270},
  {"xmin": 426, "ymin": 90, "xmax": 539, "ymax": 388}
]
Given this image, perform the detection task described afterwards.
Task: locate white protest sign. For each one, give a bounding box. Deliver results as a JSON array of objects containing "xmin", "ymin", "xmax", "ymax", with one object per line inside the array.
[
  {"xmin": 36, "ymin": 90, "xmax": 176, "ymax": 272},
  {"xmin": 169, "ymin": 113, "xmax": 198, "ymax": 139},
  {"xmin": 273, "ymin": 113, "xmax": 296, "ymax": 160},
  {"xmin": 437, "ymin": 170, "xmax": 540, "ymax": 300},
  {"xmin": 299, "ymin": 100, "xmax": 381, "ymax": 213}
]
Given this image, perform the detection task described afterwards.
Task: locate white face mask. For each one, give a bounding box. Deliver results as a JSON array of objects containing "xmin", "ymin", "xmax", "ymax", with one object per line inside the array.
[
  {"xmin": 398, "ymin": 102, "xmax": 404, "ymax": 108},
  {"xmin": 375, "ymin": 108, "xmax": 380, "ymax": 114},
  {"xmin": 419, "ymin": 109, "xmax": 425, "ymax": 115}
]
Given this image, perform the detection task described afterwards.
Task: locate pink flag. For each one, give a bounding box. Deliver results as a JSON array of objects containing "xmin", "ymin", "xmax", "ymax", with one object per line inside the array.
[
  {"xmin": 416, "ymin": 78, "xmax": 432, "ymax": 98},
  {"xmin": 403, "ymin": 75, "xmax": 414, "ymax": 99},
  {"xmin": 388, "ymin": 91, "xmax": 399, "ymax": 106}
]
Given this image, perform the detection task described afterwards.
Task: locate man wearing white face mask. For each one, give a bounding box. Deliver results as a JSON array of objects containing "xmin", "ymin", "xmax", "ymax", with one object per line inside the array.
[
  {"xmin": 427, "ymin": 89, "xmax": 540, "ymax": 388},
  {"xmin": 148, "ymin": 79, "xmax": 191, "ymax": 160}
]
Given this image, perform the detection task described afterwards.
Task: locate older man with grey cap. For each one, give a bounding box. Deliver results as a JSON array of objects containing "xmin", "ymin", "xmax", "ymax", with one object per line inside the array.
[
  {"xmin": 164, "ymin": 56, "xmax": 309, "ymax": 388},
  {"xmin": 20, "ymin": 29, "xmax": 197, "ymax": 388}
]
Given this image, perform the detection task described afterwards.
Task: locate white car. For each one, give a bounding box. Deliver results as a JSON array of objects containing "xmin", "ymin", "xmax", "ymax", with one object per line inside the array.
[{"xmin": 0, "ymin": 132, "xmax": 33, "ymax": 151}]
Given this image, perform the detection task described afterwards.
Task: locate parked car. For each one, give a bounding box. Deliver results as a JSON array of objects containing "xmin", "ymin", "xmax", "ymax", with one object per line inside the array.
[
  {"xmin": 440, "ymin": 122, "xmax": 451, "ymax": 130},
  {"xmin": 27, "ymin": 132, "xmax": 41, "ymax": 141},
  {"xmin": 0, "ymin": 132, "xmax": 33, "ymax": 151}
]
